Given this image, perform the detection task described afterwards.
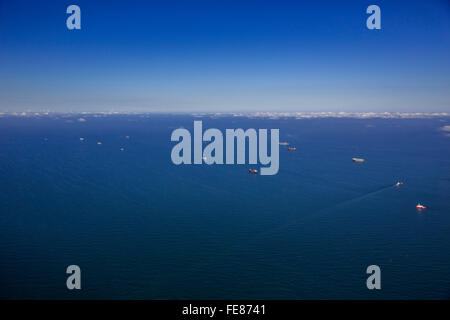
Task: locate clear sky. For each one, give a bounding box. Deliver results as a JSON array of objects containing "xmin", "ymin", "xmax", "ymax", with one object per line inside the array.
[{"xmin": 0, "ymin": 0, "xmax": 449, "ymax": 113}]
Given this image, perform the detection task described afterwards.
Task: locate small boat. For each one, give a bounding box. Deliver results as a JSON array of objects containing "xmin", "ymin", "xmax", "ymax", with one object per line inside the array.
[
  {"xmin": 202, "ymin": 156, "xmax": 207, "ymax": 161},
  {"xmin": 79, "ymin": 137, "xmax": 85, "ymax": 141},
  {"xmin": 279, "ymin": 142, "xmax": 289, "ymax": 145},
  {"xmin": 248, "ymin": 169, "xmax": 258, "ymax": 174},
  {"xmin": 395, "ymin": 182, "xmax": 403, "ymax": 186},
  {"xmin": 352, "ymin": 157, "xmax": 365, "ymax": 163},
  {"xmin": 125, "ymin": 136, "xmax": 130, "ymax": 140},
  {"xmin": 97, "ymin": 142, "xmax": 102, "ymax": 145},
  {"xmin": 416, "ymin": 203, "xmax": 427, "ymax": 210},
  {"xmin": 120, "ymin": 147, "xmax": 125, "ymax": 151},
  {"xmin": 288, "ymin": 147, "xmax": 296, "ymax": 151}
]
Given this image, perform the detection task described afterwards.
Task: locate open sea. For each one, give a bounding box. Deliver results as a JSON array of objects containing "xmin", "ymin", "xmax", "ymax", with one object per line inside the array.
[{"xmin": 0, "ymin": 114, "xmax": 449, "ymax": 299}]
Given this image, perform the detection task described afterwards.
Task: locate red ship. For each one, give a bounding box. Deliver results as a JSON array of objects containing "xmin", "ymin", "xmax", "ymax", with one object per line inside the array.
[
  {"xmin": 248, "ymin": 169, "xmax": 258, "ymax": 174},
  {"xmin": 416, "ymin": 203, "xmax": 426, "ymax": 210},
  {"xmin": 288, "ymin": 147, "xmax": 296, "ymax": 151}
]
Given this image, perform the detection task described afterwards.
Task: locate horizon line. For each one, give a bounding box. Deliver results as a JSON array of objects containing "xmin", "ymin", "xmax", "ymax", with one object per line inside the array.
[{"xmin": 1, "ymin": 111, "xmax": 449, "ymax": 119}]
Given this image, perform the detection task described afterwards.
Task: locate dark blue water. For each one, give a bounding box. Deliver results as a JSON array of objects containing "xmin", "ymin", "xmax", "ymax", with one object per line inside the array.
[{"xmin": 0, "ymin": 115, "xmax": 449, "ymax": 299}]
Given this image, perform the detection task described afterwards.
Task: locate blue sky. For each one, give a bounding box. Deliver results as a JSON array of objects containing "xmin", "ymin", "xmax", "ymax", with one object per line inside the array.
[{"xmin": 0, "ymin": 0, "xmax": 449, "ymax": 112}]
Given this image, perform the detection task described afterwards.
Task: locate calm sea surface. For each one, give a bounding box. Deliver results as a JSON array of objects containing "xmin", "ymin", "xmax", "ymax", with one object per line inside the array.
[{"xmin": 0, "ymin": 115, "xmax": 449, "ymax": 299}]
